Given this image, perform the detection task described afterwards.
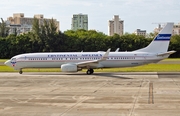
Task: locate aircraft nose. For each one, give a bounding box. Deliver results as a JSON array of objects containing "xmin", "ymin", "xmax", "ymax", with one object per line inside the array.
[{"xmin": 4, "ymin": 60, "xmax": 11, "ymax": 67}]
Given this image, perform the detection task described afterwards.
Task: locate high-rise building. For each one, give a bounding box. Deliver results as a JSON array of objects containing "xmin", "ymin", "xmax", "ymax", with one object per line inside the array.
[
  {"xmin": 71, "ymin": 14, "xmax": 88, "ymax": 31},
  {"xmin": 6, "ymin": 13, "xmax": 60, "ymax": 35},
  {"xmin": 134, "ymin": 29, "xmax": 146, "ymax": 37},
  {"xmin": 108, "ymin": 15, "xmax": 124, "ymax": 36}
]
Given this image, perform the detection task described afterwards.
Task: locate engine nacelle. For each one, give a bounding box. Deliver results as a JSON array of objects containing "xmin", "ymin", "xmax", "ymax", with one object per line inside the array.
[{"xmin": 61, "ymin": 64, "xmax": 78, "ymax": 72}]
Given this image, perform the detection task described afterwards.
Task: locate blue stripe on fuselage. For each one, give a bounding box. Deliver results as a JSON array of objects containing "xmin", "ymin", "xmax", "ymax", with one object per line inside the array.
[{"xmin": 154, "ymin": 34, "xmax": 171, "ymax": 41}]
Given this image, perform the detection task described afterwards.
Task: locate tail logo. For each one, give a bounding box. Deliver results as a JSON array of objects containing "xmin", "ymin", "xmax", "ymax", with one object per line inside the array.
[{"xmin": 154, "ymin": 34, "xmax": 171, "ymax": 41}]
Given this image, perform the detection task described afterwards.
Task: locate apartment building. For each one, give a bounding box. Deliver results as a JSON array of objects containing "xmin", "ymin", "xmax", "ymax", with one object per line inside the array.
[
  {"xmin": 134, "ymin": 29, "xmax": 146, "ymax": 37},
  {"xmin": 6, "ymin": 13, "xmax": 60, "ymax": 35},
  {"xmin": 108, "ymin": 15, "xmax": 124, "ymax": 36},
  {"xmin": 71, "ymin": 14, "xmax": 88, "ymax": 31}
]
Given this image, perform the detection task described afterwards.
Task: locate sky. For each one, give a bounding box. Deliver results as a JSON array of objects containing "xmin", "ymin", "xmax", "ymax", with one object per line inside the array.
[{"xmin": 1, "ymin": 0, "xmax": 180, "ymax": 34}]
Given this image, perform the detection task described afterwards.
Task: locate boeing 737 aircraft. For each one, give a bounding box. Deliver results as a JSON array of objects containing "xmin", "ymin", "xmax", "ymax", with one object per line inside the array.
[{"xmin": 4, "ymin": 23, "xmax": 175, "ymax": 75}]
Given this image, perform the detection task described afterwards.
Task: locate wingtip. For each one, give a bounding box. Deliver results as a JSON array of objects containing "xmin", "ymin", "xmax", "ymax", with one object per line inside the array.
[{"xmin": 107, "ymin": 48, "xmax": 111, "ymax": 52}]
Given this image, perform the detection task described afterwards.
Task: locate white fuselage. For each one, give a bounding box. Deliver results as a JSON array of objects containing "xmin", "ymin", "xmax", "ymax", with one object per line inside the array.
[{"xmin": 6, "ymin": 51, "xmax": 168, "ymax": 70}]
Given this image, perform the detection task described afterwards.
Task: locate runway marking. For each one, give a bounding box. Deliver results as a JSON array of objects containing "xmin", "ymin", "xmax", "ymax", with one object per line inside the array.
[
  {"xmin": 59, "ymin": 96, "xmax": 89, "ymax": 116},
  {"xmin": 149, "ymin": 82, "xmax": 154, "ymax": 104},
  {"xmin": 113, "ymin": 74, "xmax": 158, "ymax": 79},
  {"xmin": 128, "ymin": 78, "xmax": 149, "ymax": 116},
  {"xmin": 10, "ymin": 95, "xmax": 38, "ymax": 104},
  {"xmin": 59, "ymin": 79, "xmax": 109, "ymax": 116},
  {"xmin": 49, "ymin": 80, "xmax": 59, "ymax": 86}
]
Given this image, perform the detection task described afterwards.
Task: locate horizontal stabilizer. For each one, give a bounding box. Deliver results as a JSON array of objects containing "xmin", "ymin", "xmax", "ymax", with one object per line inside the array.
[{"xmin": 157, "ymin": 51, "xmax": 176, "ymax": 56}]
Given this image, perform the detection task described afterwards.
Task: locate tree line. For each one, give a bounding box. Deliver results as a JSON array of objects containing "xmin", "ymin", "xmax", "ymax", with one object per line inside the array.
[{"xmin": 0, "ymin": 18, "xmax": 180, "ymax": 59}]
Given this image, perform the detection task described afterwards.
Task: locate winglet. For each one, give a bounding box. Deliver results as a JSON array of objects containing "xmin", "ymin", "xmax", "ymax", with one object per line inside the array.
[
  {"xmin": 75, "ymin": 48, "xmax": 111, "ymax": 66},
  {"xmin": 101, "ymin": 48, "xmax": 111, "ymax": 61}
]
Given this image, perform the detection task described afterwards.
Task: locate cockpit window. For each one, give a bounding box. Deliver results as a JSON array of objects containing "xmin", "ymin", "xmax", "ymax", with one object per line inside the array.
[
  {"xmin": 11, "ymin": 58, "xmax": 15, "ymax": 60},
  {"xmin": 11, "ymin": 58, "xmax": 16, "ymax": 62}
]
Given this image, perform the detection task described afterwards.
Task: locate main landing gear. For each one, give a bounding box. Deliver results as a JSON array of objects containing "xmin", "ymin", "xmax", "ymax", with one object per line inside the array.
[
  {"xmin": 19, "ymin": 69, "xmax": 23, "ymax": 74},
  {"xmin": 86, "ymin": 68, "xmax": 94, "ymax": 75}
]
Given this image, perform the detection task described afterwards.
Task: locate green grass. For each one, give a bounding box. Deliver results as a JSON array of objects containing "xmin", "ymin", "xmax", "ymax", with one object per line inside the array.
[
  {"xmin": 162, "ymin": 58, "xmax": 180, "ymax": 61},
  {"xmin": 94, "ymin": 64, "xmax": 180, "ymax": 72},
  {"xmin": 0, "ymin": 66, "xmax": 60, "ymax": 72},
  {"xmin": 0, "ymin": 66, "xmax": 16, "ymax": 72},
  {"xmin": 0, "ymin": 59, "xmax": 8, "ymax": 62},
  {"xmin": 0, "ymin": 64, "xmax": 180, "ymax": 72}
]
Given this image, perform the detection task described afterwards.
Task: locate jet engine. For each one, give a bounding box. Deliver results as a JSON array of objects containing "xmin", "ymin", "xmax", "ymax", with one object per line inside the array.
[{"xmin": 61, "ymin": 64, "xmax": 78, "ymax": 72}]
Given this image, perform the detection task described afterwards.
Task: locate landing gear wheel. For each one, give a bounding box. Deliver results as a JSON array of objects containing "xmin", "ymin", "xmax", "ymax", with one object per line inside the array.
[
  {"xmin": 86, "ymin": 68, "xmax": 94, "ymax": 75},
  {"xmin": 90, "ymin": 68, "xmax": 94, "ymax": 74},
  {"xmin": 86, "ymin": 70, "xmax": 91, "ymax": 75},
  {"xmin": 19, "ymin": 70, "xmax": 23, "ymax": 74}
]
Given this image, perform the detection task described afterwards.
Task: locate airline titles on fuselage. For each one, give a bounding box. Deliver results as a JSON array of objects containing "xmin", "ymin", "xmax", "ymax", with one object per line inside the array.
[{"xmin": 47, "ymin": 54, "xmax": 102, "ymax": 58}]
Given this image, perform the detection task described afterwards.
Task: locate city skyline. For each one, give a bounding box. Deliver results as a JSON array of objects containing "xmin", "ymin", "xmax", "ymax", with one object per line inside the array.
[{"xmin": 1, "ymin": 0, "xmax": 180, "ymax": 34}]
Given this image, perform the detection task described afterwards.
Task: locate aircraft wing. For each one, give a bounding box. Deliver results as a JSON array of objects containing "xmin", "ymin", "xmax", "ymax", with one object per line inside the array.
[
  {"xmin": 157, "ymin": 51, "xmax": 176, "ymax": 56},
  {"xmin": 76, "ymin": 48, "xmax": 111, "ymax": 68}
]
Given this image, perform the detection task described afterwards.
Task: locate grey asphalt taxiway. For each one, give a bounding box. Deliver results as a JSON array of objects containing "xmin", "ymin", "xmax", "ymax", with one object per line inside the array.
[{"xmin": 0, "ymin": 72, "xmax": 180, "ymax": 116}]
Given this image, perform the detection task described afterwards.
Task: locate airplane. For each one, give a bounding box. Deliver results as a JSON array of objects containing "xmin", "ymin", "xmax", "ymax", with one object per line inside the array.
[{"xmin": 4, "ymin": 23, "xmax": 175, "ymax": 75}]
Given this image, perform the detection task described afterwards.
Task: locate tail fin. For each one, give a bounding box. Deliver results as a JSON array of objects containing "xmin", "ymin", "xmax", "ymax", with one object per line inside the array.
[{"xmin": 134, "ymin": 23, "xmax": 174, "ymax": 53}]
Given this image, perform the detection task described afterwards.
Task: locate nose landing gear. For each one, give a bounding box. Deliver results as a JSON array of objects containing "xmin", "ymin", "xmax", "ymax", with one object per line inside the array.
[{"xmin": 19, "ymin": 69, "xmax": 23, "ymax": 74}]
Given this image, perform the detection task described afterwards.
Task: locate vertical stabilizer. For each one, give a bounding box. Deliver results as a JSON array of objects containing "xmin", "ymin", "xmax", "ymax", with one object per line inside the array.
[{"xmin": 134, "ymin": 23, "xmax": 174, "ymax": 53}]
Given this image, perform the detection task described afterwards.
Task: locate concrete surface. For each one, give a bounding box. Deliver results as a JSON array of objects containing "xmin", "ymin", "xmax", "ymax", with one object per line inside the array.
[{"xmin": 0, "ymin": 72, "xmax": 180, "ymax": 116}]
